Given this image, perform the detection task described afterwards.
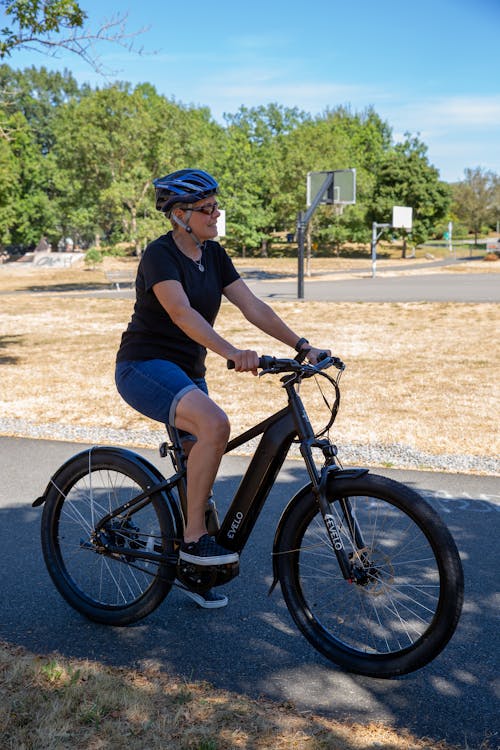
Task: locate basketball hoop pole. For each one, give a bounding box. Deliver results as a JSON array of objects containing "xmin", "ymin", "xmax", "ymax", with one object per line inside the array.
[
  {"xmin": 297, "ymin": 173, "xmax": 334, "ymax": 298},
  {"xmin": 371, "ymin": 207, "xmax": 412, "ymax": 277},
  {"xmin": 371, "ymin": 222, "xmax": 391, "ymax": 278}
]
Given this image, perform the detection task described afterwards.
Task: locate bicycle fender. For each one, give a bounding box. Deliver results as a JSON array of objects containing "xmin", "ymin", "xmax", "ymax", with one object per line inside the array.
[
  {"xmin": 269, "ymin": 467, "xmax": 369, "ymax": 594},
  {"xmin": 32, "ymin": 446, "xmax": 184, "ymax": 534}
]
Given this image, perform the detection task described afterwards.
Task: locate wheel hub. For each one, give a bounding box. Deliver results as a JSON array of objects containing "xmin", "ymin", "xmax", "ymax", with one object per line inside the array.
[{"xmin": 350, "ymin": 547, "xmax": 394, "ymax": 595}]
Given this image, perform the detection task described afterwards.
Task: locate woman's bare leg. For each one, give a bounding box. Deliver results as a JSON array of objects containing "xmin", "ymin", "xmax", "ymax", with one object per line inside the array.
[{"xmin": 174, "ymin": 388, "xmax": 229, "ymax": 543}]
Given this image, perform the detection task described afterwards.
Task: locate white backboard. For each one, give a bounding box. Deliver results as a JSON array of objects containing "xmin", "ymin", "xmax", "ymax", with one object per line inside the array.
[
  {"xmin": 392, "ymin": 206, "xmax": 413, "ymax": 230},
  {"xmin": 216, "ymin": 209, "xmax": 226, "ymax": 238}
]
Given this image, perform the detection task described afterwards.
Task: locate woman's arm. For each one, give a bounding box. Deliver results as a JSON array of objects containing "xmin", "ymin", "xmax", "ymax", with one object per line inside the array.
[
  {"xmin": 224, "ymin": 278, "xmax": 329, "ymax": 363},
  {"xmin": 153, "ymin": 279, "xmax": 259, "ymax": 372}
]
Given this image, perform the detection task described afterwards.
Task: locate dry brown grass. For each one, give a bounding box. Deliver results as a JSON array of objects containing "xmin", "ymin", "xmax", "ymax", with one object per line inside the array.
[
  {"xmin": 0, "ymin": 276, "xmax": 498, "ymax": 461},
  {"xmin": 0, "ymin": 641, "xmax": 470, "ymax": 750},
  {"xmin": 1, "ymin": 260, "xmax": 497, "ymax": 749}
]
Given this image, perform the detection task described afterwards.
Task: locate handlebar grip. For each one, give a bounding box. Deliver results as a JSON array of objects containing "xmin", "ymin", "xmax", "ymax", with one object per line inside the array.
[{"xmin": 227, "ymin": 356, "xmax": 275, "ymax": 370}]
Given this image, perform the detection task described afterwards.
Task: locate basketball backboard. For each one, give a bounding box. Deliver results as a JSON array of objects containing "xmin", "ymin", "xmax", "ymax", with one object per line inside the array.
[
  {"xmin": 392, "ymin": 206, "xmax": 413, "ymax": 230},
  {"xmin": 306, "ymin": 169, "xmax": 356, "ymax": 207},
  {"xmin": 216, "ymin": 209, "xmax": 226, "ymax": 237}
]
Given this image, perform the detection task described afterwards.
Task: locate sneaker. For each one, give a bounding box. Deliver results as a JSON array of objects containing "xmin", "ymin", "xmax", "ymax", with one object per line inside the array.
[
  {"xmin": 179, "ymin": 534, "xmax": 239, "ymax": 567},
  {"xmin": 178, "ymin": 586, "xmax": 228, "ymax": 609}
]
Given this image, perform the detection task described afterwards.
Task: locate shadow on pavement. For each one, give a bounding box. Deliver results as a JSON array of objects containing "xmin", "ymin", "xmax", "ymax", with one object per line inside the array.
[{"xmin": 0, "ymin": 459, "xmax": 496, "ymax": 748}]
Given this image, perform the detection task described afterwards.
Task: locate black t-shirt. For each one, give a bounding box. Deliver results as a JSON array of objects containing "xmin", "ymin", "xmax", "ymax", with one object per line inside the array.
[{"xmin": 116, "ymin": 232, "xmax": 240, "ymax": 378}]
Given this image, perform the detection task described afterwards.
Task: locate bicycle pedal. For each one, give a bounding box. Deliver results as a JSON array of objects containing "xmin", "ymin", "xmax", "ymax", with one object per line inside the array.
[
  {"xmin": 177, "ymin": 559, "xmax": 239, "ymax": 592},
  {"xmin": 159, "ymin": 442, "xmax": 171, "ymax": 457}
]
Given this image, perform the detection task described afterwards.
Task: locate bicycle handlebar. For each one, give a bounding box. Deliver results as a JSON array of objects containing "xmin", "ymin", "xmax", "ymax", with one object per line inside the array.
[{"xmin": 227, "ymin": 353, "xmax": 345, "ymax": 374}]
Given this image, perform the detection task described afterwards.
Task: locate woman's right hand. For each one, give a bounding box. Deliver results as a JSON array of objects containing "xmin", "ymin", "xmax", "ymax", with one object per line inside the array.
[{"xmin": 229, "ymin": 349, "xmax": 260, "ymax": 375}]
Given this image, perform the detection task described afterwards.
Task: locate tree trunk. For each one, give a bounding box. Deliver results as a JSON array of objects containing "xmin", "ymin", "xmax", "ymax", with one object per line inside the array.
[
  {"xmin": 130, "ymin": 208, "xmax": 141, "ymax": 254},
  {"xmin": 260, "ymin": 239, "xmax": 268, "ymax": 257}
]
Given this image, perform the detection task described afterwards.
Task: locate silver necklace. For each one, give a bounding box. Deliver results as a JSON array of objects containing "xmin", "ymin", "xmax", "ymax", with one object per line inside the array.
[
  {"xmin": 192, "ymin": 255, "xmax": 204, "ymax": 272},
  {"xmin": 173, "ymin": 232, "xmax": 205, "ymax": 271}
]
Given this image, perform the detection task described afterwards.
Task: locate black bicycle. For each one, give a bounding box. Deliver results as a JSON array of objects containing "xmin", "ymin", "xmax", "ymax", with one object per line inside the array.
[{"xmin": 34, "ymin": 353, "xmax": 464, "ymax": 678}]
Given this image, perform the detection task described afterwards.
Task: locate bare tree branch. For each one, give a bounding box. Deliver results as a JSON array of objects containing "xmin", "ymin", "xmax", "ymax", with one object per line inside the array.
[{"xmin": 0, "ymin": 3, "xmax": 149, "ymax": 75}]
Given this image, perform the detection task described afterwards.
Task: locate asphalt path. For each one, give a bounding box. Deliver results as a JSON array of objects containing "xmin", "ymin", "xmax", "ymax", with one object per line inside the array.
[
  {"xmin": 245, "ymin": 271, "xmax": 499, "ymax": 303},
  {"xmin": 76, "ymin": 269, "xmax": 498, "ymax": 303},
  {"xmin": 1, "ymin": 436, "xmax": 498, "ymax": 748}
]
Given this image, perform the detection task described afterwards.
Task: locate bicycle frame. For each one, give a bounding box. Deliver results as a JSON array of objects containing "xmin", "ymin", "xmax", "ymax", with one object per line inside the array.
[
  {"xmin": 170, "ymin": 373, "xmax": 364, "ymax": 580},
  {"xmin": 75, "ymin": 367, "xmax": 363, "ymax": 580}
]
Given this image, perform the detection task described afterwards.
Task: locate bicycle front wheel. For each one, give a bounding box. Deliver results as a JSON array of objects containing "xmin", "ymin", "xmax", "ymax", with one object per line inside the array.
[
  {"xmin": 41, "ymin": 449, "xmax": 178, "ymax": 625},
  {"xmin": 277, "ymin": 473, "xmax": 464, "ymax": 677}
]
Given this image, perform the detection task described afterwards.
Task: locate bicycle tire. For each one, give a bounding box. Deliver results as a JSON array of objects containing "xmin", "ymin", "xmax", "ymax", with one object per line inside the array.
[
  {"xmin": 276, "ymin": 473, "xmax": 464, "ymax": 677},
  {"xmin": 41, "ymin": 450, "xmax": 178, "ymax": 625}
]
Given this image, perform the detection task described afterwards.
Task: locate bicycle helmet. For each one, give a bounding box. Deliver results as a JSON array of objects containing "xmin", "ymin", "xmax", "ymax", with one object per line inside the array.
[{"xmin": 153, "ymin": 169, "xmax": 218, "ymax": 215}]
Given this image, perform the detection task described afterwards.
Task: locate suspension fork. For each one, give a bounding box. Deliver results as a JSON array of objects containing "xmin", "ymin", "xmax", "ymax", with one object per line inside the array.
[{"xmin": 305, "ymin": 463, "xmax": 356, "ymax": 580}]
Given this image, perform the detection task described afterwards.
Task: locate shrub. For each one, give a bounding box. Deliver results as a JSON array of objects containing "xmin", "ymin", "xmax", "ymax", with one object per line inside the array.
[{"xmin": 84, "ymin": 248, "xmax": 103, "ymax": 268}]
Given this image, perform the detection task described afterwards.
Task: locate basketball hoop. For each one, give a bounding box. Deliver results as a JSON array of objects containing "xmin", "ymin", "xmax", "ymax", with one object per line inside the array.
[{"xmin": 298, "ymin": 169, "xmax": 356, "ymax": 297}]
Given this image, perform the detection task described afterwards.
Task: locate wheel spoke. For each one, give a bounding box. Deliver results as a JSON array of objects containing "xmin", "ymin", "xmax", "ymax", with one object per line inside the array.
[
  {"xmin": 42, "ymin": 454, "xmax": 176, "ymax": 623},
  {"xmin": 278, "ymin": 474, "xmax": 463, "ymax": 675},
  {"xmin": 298, "ymin": 498, "xmax": 443, "ymax": 653}
]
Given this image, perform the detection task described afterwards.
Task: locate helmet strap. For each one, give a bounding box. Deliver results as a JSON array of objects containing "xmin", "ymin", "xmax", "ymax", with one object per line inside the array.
[{"xmin": 171, "ymin": 211, "xmax": 204, "ymax": 251}]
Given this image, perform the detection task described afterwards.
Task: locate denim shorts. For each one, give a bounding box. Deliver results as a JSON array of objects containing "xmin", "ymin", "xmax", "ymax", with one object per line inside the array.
[{"xmin": 115, "ymin": 359, "xmax": 208, "ymax": 429}]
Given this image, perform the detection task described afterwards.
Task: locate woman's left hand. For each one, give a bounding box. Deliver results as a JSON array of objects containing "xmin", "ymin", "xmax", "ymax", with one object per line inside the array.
[{"xmin": 303, "ymin": 346, "xmax": 331, "ymax": 365}]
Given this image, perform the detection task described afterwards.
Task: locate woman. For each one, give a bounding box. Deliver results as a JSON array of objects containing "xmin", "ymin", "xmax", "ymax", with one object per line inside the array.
[{"xmin": 115, "ymin": 169, "xmax": 329, "ymax": 608}]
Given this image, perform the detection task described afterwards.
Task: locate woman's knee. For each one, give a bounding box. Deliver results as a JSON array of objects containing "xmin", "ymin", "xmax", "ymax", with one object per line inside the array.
[
  {"xmin": 176, "ymin": 390, "xmax": 230, "ymax": 444},
  {"xmin": 191, "ymin": 405, "xmax": 229, "ymax": 446},
  {"xmin": 205, "ymin": 409, "xmax": 230, "ymax": 444}
]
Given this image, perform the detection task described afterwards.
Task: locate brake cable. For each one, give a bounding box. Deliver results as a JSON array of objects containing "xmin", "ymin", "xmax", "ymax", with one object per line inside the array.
[{"xmin": 312, "ymin": 368, "xmax": 343, "ymax": 438}]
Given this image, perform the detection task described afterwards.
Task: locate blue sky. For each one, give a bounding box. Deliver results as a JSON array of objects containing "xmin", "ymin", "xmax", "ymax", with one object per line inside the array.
[{"xmin": 6, "ymin": 0, "xmax": 500, "ymax": 183}]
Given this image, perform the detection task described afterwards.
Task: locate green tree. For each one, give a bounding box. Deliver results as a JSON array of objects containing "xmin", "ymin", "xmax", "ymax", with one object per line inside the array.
[
  {"xmin": 491, "ymin": 174, "xmax": 500, "ymax": 234},
  {"xmin": 0, "ymin": 114, "xmax": 21, "ymax": 245},
  {"xmin": 0, "ymin": 65, "xmax": 85, "ymax": 249},
  {"xmin": 371, "ymin": 134, "xmax": 451, "ymax": 254},
  {"xmin": 52, "ymin": 82, "xmax": 223, "ymax": 251},
  {"xmin": 220, "ymin": 104, "xmax": 307, "ymax": 254},
  {"xmin": 0, "ymin": 102, "xmax": 56, "ymax": 248},
  {"xmin": 0, "ymin": 63, "xmax": 82, "ymax": 151},
  {"xmin": 452, "ymin": 166, "xmax": 498, "ymax": 243},
  {"xmin": 0, "ymin": 59, "xmax": 468, "ymax": 259},
  {"xmin": 215, "ymin": 119, "xmax": 272, "ymax": 255}
]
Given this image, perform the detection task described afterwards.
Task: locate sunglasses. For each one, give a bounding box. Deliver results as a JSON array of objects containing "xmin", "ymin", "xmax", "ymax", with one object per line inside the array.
[{"xmin": 190, "ymin": 201, "xmax": 219, "ymax": 216}]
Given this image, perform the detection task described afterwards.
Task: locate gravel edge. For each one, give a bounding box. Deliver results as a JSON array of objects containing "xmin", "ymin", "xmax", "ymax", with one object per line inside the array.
[{"xmin": 1, "ymin": 418, "xmax": 498, "ymax": 475}]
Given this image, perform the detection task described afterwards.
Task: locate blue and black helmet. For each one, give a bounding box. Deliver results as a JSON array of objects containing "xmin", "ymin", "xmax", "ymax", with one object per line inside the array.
[{"xmin": 153, "ymin": 169, "xmax": 218, "ymax": 214}]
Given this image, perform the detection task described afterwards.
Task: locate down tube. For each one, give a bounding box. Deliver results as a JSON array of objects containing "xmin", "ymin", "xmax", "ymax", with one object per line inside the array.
[{"xmin": 217, "ymin": 410, "xmax": 297, "ymax": 553}]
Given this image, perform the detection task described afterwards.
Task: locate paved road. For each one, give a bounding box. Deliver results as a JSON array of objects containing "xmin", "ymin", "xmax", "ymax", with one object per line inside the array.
[
  {"xmin": 75, "ymin": 269, "xmax": 498, "ymax": 303},
  {"xmin": 246, "ymin": 271, "xmax": 499, "ymax": 303},
  {"xmin": 1, "ymin": 436, "xmax": 498, "ymax": 748}
]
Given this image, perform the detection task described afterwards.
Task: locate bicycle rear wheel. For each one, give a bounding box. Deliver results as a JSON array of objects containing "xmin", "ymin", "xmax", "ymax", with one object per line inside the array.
[
  {"xmin": 41, "ymin": 449, "xmax": 178, "ymax": 625},
  {"xmin": 277, "ymin": 473, "xmax": 463, "ymax": 677}
]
